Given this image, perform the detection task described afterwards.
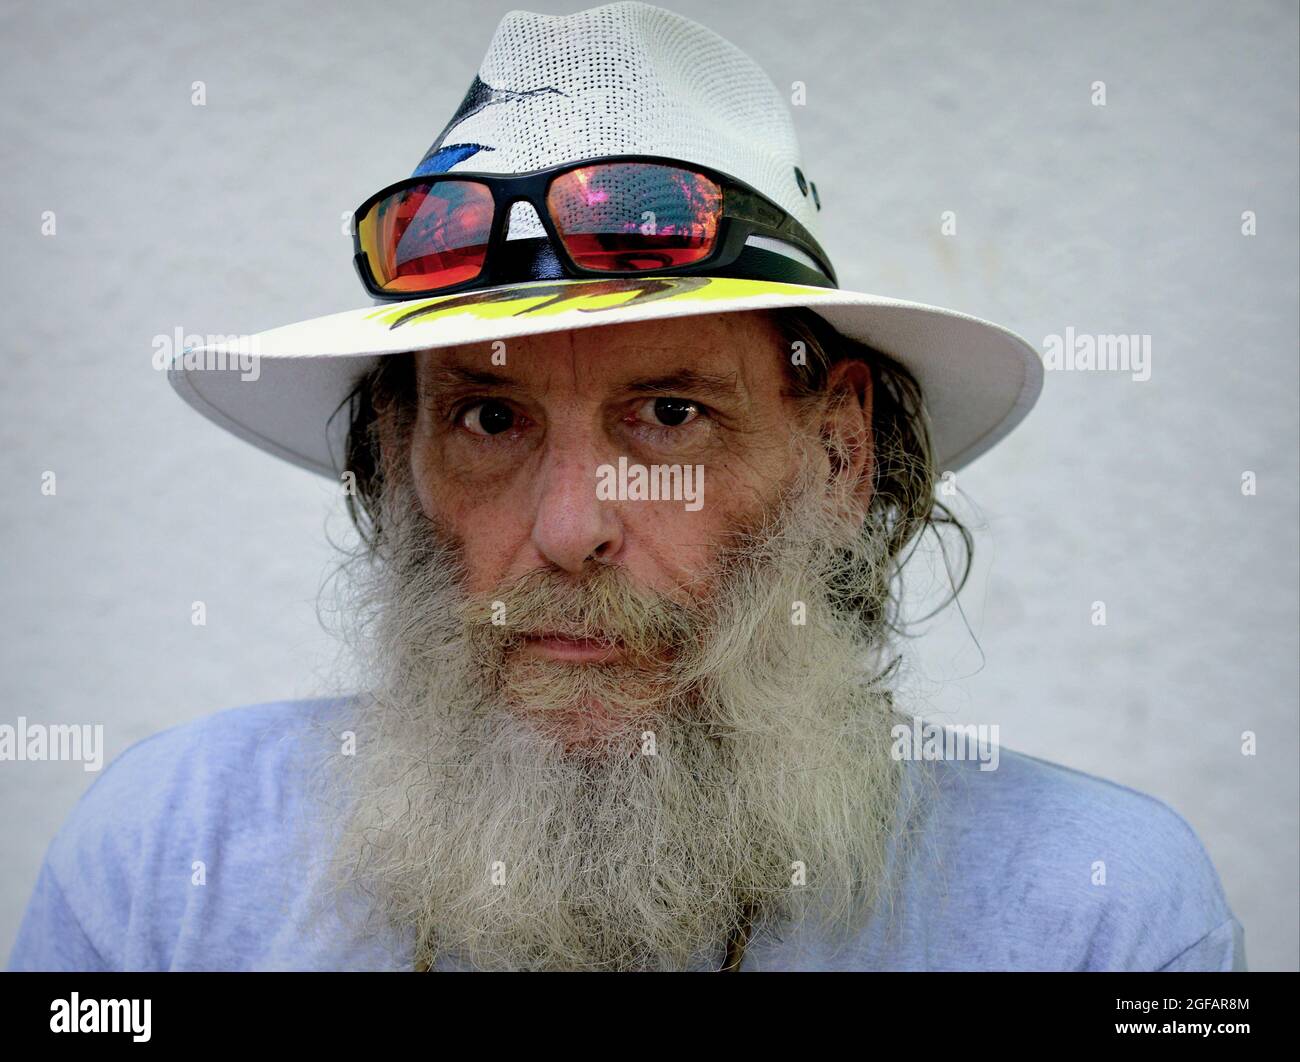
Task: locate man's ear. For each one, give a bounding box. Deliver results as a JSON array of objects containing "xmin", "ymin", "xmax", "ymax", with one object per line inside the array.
[{"xmin": 819, "ymin": 358, "xmax": 874, "ymax": 525}]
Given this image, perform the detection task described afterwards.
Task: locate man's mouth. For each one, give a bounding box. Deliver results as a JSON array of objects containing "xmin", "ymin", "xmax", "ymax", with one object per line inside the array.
[{"xmin": 519, "ymin": 631, "xmax": 624, "ymax": 664}]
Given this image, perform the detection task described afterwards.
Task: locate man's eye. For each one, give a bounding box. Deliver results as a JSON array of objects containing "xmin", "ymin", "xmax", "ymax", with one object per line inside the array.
[
  {"xmin": 459, "ymin": 400, "xmax": 516, "ymax": 436},
  {"xmin": 634, "ymin": 397, "xmax": 702, "ymax": 428}
]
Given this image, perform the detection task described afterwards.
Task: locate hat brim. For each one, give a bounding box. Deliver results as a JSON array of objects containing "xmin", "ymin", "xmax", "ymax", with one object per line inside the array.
[{"xmin": 168, "ymin": 276, "xmax": 1042, "ymax": 477}]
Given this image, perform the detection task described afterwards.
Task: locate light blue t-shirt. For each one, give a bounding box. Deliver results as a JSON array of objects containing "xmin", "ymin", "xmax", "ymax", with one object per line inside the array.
[{"xmin": 8, "ymin": 699, "xmax": 1245, "ymax": 971}]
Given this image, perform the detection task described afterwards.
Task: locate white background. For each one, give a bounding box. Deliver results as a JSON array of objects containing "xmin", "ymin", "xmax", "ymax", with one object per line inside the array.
[{"xmin": 1, "ymin": 0, "xmax": 1296, "ymax": 970}]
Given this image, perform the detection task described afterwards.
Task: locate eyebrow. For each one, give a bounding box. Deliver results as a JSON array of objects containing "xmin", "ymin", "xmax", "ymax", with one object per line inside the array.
[
  {"xmin": 418, "ymin": 364, "xmax": 742, "ymax": 402},
  {"xmin": 417, "ymin": 365, "xmax": 518, "ymax": 397},
  {"xmin": 623, "ymin": 369, "xmax": 741, "ymax": 402}
]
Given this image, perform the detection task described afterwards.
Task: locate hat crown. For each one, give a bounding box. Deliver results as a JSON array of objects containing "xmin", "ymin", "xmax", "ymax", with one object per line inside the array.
[{"xmin": 414, "ymin": 1, "xmax": 823, "ymax": 245}]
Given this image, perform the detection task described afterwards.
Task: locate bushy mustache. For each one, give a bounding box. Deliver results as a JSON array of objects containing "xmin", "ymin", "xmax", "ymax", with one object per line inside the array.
[{"xmin": 458, "ymin": 564, "xmax": 706, "ymax": 663}]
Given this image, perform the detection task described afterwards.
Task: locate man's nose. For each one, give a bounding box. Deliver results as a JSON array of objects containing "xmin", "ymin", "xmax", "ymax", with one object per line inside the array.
[{"xmin": 529, "ymin": 439, "xmax": 624, "ymax": 573}]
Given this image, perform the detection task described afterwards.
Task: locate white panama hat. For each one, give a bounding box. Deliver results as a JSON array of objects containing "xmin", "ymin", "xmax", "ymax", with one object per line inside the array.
[{"xmin": 168, "ymin": 1, "xmax": 1042, "ymax": 476}]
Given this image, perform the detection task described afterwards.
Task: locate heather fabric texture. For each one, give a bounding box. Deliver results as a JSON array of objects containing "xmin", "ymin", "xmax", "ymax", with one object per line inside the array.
[{"xmin": 8, "ymin": 700, "xmax": 1245, "ymax": 972}]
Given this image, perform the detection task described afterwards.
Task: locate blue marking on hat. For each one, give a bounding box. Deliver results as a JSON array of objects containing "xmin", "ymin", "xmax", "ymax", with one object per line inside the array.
[
  {"xmin": 413, "ymin": 143, "xmax": 491, "ymax": 176},
  {"xmin": 412, "ymin": 74, "xmax": 567, "ymax": 176}
]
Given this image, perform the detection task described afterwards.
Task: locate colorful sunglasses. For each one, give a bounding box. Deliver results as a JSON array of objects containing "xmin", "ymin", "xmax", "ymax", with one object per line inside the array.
[{"xmin": 351, "ymin": 155, "xmax": 837, "ymax": 300}]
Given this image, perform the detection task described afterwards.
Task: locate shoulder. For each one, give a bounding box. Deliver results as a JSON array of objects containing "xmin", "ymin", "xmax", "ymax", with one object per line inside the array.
[
  {"xmin": 48, "ymin": 698, "xmax": 348, "ymax": 855},
  {"xmin": 901, "ymin": 745, "xmax": 1244, "ymax": 970},
  {"xmin": 31, "ymin": 698, "xmax": 352, "ymax": 969}
]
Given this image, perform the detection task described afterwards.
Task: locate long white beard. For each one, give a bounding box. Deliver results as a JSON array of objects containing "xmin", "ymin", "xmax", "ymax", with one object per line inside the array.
[{"xmin": 312, "ymin": 446, "xmax": 908, "ymax": 971}]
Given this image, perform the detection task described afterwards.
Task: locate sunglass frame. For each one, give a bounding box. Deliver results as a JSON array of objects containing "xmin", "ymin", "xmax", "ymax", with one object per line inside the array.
[{"xmin": 351, "ymin": 154, "xmax": 837, "ymax": 300}]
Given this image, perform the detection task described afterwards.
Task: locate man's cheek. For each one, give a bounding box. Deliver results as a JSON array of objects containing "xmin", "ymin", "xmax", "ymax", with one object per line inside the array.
[
  {"xmin": 413, "ymin": 447, "xmax": 510, "ymax": 526},
  {"xmin": 453, "ymin": 531, "xmax": 520, "ymax": 595},
  {"xmin": 620, "ymin": 507, "xmax": 721, "ymax": 595}
]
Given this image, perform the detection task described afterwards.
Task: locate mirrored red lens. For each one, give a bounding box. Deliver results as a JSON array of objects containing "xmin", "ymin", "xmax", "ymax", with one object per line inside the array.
[
  {"xmin": 546, "ymin": 162, "xmax": 722, "ymax": 271},
  {"xmin": 358, "ymin": 180, "xmax": 494, "ymax": 292}
]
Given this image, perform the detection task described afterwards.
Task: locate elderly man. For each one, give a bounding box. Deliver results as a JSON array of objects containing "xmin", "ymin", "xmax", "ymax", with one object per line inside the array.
[{"xmin": 10, "ymin": 2, "xmax": 1242, "ymax": 972}]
